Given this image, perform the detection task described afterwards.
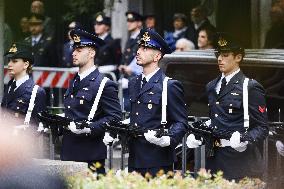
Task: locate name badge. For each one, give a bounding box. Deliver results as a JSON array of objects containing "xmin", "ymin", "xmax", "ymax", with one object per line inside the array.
[
  {"xmin": 148, "ymin": 104, "xmax": 152, "ymax": 109},
  {"xmin": 80, "ymin": 100, "xmax": 84, "ymax": 104}
]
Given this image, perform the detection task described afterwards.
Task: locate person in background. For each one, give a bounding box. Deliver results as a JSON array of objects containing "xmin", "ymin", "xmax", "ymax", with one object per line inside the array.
[
  {"xmin": 197, "ymin": 26, "xmax": 216, "ymax": 50},
  {"xmin": 127, "ymin": 28, "xmax": 188, "ymax": 177},
  {"xmin": 189, "ymin": 6, "xmax": 216, "ymax": 47},
  {"xmin": 19, "ymin": 17, "xmax": 30, "ymax": 41},
  {"xmin": 175, "ymin": 38, "xmax": 195, "ymax": 52},
  {"xmin": 1, "ymin": 43, "xmax": 46, "ymax": 127},
  {"xmin": 24, "ymin": 14, "xmax": 57, "ymax": 67},
  {"xmin": 61, "ymin": 29, "xmax": 121, "ymax": 174},
  {"xmin": 118, "ymin": 11, "xmax": 143, "ymax": 111},
  {"xmin": 164, "ymin": 13, "xmax": 190, "ymax": 51},
  {"xmin": 30, "ymin": 0, "xmax": 55, "ymax": 36},
  {"xmin": 187, "ymin": 33, "xmax": 268, "ymax": 180},
  {"xmin": 62, "ymin": 21, "xmax": 81, "ymax": 67},
  {"xmin": 94, "ymin": 12, "xmax": 121, "ymax": 72}
]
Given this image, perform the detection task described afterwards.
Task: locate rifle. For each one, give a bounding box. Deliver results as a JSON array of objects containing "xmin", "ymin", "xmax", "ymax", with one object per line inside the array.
[
  {"xmin": 103, "ymin": 120, "xmax": 172, "ymax": 153},
  {"xmin": 188, "ymin": 116, "xmax": 237, "ymax": 157},
  {"xmin": 37, "ymin": 111, "xmax": 72, "ymax": 143},
  {"xmin": 269, "ymin": 122, "xmax": 284, "ymax": 141}
]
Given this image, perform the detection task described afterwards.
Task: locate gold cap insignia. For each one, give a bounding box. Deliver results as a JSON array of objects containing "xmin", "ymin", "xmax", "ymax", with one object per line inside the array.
[
  {"xmin": 142, "ymin": 32, "xmax": 151, "ymax": 42},
  {"xmin": 73, "ymin": 34, "xmax": 81, "ymax": 43},
  {"xmin": 29, "ymin": 15, "xmax": 42, "ymax": 23},
  {"xmin": 9, "ymin": 44, "xmax": 17, "ymax": 53},
  {"xmin": 218, "ymin": 37, "xmax": 227, "ymax": 47},
  {"xmin": 96, "ymin": 15, "xmax": 103, "ymax": 22},
  {"xmin": 127, "ymin": 14, "xmax": 134, "ymax": 19}
]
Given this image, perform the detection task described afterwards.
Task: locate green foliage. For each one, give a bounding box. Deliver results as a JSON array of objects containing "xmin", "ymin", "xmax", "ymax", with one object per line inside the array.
[
  {"xmin": 63, "ymin": 0, "xmax": 104, "ymax": 22},
  {"xmin": 67, "ymin": 169, "xmax": 266, "ymax": 189}
]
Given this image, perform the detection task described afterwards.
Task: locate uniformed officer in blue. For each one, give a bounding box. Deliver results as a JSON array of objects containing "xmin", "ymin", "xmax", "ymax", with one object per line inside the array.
[
  {"xmin": 187, "ymin": 33, "xmax": 269, "ymax": 180},
  {"xmin": 1, "ymin": 43, "xmax": 46, "ymax": 125},
  {"xmin": 128, "ymin": 28, "xmax": 188, "ymax": 176},
  {"xmin": 62, "ymin": 29, "xmax": 122, "ymax": 174},
  {"xmin": 94, "ymin": 12, "xmax": 121, "ymax": 69}
]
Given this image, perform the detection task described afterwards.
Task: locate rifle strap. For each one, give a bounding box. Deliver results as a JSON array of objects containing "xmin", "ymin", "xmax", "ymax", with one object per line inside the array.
[
  {"xmin": 243, "ymin": 78, "xmax": 249, "ymax": 131},
  {"xmin": 24, "ymin": 85, "xmax": 39, "ymax": 125},
  {"xmin": 161, "ymin": 77, "xmax": 171, "ymax": 125},
  {"xmin": 88, "ymin": 77, "xmax": 109, "ymax": 121}
]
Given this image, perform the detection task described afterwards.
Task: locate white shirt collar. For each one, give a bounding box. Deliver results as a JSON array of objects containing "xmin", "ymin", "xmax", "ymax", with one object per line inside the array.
[
  {"xmin": 173, "ymin": 27, "xmax": 187, "ymax": 38},
  {"xmin": 221, "ymin": 68, "xmax": 240, "ymax": 84},
  {"xmin": 78, "ymin": 66, "xmax": 97, "ymax": 80},
  {"xmin": 142, "ymin": 68, "xmax": 160, "ymax": 82},
  {"xmin": 32, "ymin": 34, "xmax": 42, "ymax": 42},
  {"xmin": 130, "ymin": 30, "xmax": 140, "ymax": 39},
  {"xmin": 194, "ymin": 20, "xmax": 206, "ymax": 30},
  {"xmin": 15, "ymin": 74, "xmax": 29, "ymax": 89},
  {"xmin": 99, "ymin": 32, "xmax": 109, "ymax": 40}
]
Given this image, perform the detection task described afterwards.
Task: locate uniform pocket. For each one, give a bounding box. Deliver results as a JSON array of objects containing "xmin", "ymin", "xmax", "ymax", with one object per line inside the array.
[{"xmin": 76, "ymin": 91, "xmax": 93, "ymax": 102}]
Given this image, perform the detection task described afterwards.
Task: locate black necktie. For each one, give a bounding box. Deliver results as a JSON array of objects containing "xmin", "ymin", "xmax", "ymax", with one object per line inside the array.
[
  {"xmin": 73, "ymin": 75, "xmax": 80, "ymax": 90},
  {"xmin": 9, "ymin": 81, "xmax": 16, "ymax": 94},
  {"xmin": 141, "ymin": 77, "xmax": 147, "ymax": 89},
  {"xmin": 219, "ymin": 77, "xmax": 227, "ymax": 94}
]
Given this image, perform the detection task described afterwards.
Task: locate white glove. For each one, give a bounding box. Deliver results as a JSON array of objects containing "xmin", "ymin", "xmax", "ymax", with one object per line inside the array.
[
  {"xmin": 121, "ymin": 118, "xmax": 130, "ymax": 124},
  {"xmin": 37, "ymin": 122, "xmax": 49, "ymax": 133},
  {"xmin": 276, "ymin": 140, "xmax": 284, "ymax": 156},
  {"xmin": 144, "ymin": 130, "xmax": 171, "ymax": 147},
  {"xmin": 68, "ymin": 121, "xmax": 91, "ymax": 135},
  {"xmin": 205, "ymin": 119, "xmax": 211, "ymax": 126},
  {"xmin": 230, "ymin": 131, "xmax": 248, "ymax": 152},
  {"xmin": 120, "ymin": 78, "xmax": 129, "ymax": 89},
  {"xmin": 186, "ymin": 134, "xmax": 202, "ymax": 148},
  {"xmin": 103, "ymin": 132, "xmax": 115, "ymax": 146}
]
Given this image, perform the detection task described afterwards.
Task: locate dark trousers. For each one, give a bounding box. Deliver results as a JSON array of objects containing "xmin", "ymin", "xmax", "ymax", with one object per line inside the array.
[
  {"xmin": 128, "ymin": 165, "xmax": 173, "ymax": 177},
  {"xmin": 87, "ymin": 159, "xmax": 106, "ymax": 175}
]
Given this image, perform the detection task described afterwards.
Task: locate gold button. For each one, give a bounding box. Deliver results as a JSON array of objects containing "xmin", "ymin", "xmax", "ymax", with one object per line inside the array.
[
  {"xmin": 135, "ymin": 123, "xmax": 137, "ymax": 126},
  {"xmin": 136, "ymin": 112, "xmax": 139, "ymax": 115},
  {"xmin": 208, "ymin": 104, "xmax": 210, "ymax": 106},
  {"xmin": 82, "ymin": 96, "xmax": 85, "ymax": 98},
  {"xmin": 215, "ymin": 114, "xmax": 218, "ymax": 117},
  {"xmin": 71, "ymin": 95, "xmax": 73, "ymax": 98},
  {"xmin": 216, "ymin": 101, "xmax": 219, "ymax": 104},
  {"xmin": 68, "ymin": 106, "xmax": 71, "ymax": 109},
  {"xmin": 17, "ymin": 107, "xmax": 19, "ymax": 110},
  {"xmin": 230, "ymin": 104, "xmax": 233, "ymax": 106},
  {"xmin": 137, "ymin": 101, "xmax": 140, "ymax": 104},
  {"xmin": 149, "ymin": 100, "xmax": 152, "ymax": 102}
]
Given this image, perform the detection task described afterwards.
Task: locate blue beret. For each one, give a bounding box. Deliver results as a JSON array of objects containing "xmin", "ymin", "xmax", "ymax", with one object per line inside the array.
[
  {"xmin": 214, "ymin": 32, "xmax": 244, "ymax": 54},
  {"xmin": 70, "ymin": 29, "xmax": 105, "ymax": 49},
  {"xmin": 138, "ymin": 28, "xmax": 172, "ymax": 55},
  {"xmin": 5, "ymin": 43, "xmax": 34, "ymax": 64}
]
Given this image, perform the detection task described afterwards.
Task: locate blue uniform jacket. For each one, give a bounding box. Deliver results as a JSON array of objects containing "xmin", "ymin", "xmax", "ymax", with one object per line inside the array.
[
  {"xmin": 128, "ymin": 69, "xmax": 188, "ymax": 168},
  {"xmin": 62, "ymin": 69, "xmax": 122, "ymax": 161},
  {"xmin": 205, "ymin": 71, "xmax": 269, "ymax": 180},
  {"xmin": 1, "ymin": 78, "xmax": 47, "ymax": 125},
  {"xmin": 121, "ymin": 36, "xmax": 139, "ymax": 66},
  {"xmin": 95, "ymin": 34, "xmax": 121, "ymax": 66}
]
